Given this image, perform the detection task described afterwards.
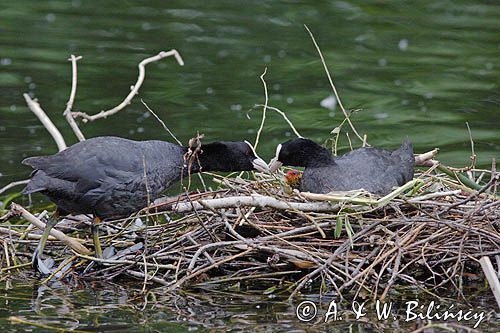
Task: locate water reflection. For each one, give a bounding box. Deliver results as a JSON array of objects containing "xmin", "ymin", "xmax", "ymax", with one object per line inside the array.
[{"xmin": 1, "ymin": 279, "xmax": 498, "ymax": 332}]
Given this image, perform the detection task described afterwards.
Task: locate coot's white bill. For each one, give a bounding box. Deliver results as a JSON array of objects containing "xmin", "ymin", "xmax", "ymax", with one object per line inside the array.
[
  {"xmin": 268, "ymin": 143, "xmax": 283, "ymax": 172},
  {"xmin": 252, "ymin": 157, "xmax": 270, "ymax": 173},
  {"xmin": 244, "ymin": 140, "xmax": 270, "ymax": 173}
]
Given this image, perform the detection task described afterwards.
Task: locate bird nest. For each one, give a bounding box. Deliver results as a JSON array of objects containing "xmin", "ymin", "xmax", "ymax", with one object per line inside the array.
[{"xmin": 1, "ymin": 167, "xmax": 499, "ymax": 301}]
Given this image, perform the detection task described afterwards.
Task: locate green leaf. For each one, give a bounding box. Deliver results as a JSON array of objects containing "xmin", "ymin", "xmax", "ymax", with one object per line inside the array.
[
  {"xmin": 335, "ymin": 216, "xmax": 343, "ymax": 238},
  {"xmin": 345, "ymin": 215, "xmax": 354, "ymax": 245},
  {"xmin": 263, "ymin": 285, "xmax": 277, "ymax": 295}
]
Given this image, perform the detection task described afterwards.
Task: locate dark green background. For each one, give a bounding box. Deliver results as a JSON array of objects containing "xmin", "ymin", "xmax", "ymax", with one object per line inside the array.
[{"xmin": 1, "ymin": 0, "xmax": 499, "ymax": 186}]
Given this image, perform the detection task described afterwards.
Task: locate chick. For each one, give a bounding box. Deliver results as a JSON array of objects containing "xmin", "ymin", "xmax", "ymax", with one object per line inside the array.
[{"xmin": 283, "ymin": 169, "xmax": 302, "ymax": 194}]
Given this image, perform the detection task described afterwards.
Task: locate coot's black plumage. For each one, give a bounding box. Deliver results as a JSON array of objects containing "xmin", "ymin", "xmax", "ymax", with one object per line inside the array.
[
  {"xmin": 23, "ymin": 136, "xmax": 268, "ymax": 271},
  {"xmin": 23, "ymin": 136, "xmax": 267, "ymax": 217},
  {"xmin": 269, "ymin": 138, "xmax": 414, "ymax": 195}
]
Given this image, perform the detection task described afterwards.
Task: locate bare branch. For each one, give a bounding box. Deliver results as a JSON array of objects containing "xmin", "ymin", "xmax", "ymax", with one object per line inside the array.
[
  {"xmin": 10, "ymin": 202, "xmax": 90, "ymax": 255},
  {"xmin": 23, "ymin": 93, "xmax": 67, "ymax": 151},
  {"xmin": 253, "ymin": 105, "xmax": 302, "ymax": 138},
  {"xmin": 254, "ymin": 67, "xmax": 268, "ymax": 150},
  {"xmin": 0, "ymin": 179, "xmax": 29, "ymax": 195},
  {"xmin": 63, "ymin": 54, "xmax": 85, "ymax": 141},
  {"xmin": 414, "ymin": 148, "xmax": 439, "ymax": 166},
  {"xmin": 167, "ymin": 194, "xmax": 339, "ymax": 213},
  {"xmin": 480, "ymin": 256, "xmax": 500, "ymax": 310},
  {"xmin": 72, "ymin": 50, "xmax": 184, "ymax": 122}
]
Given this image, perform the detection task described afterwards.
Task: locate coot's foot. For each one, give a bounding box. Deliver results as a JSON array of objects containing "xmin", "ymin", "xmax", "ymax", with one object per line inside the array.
[
  {"xmin": 91, "ymin": 216, "xmax": 103, "ymax": 259},
  {"xmin": 32, "ymin": 247, "xmax": 54, "ymax": 275},
  {"xmin": 32, "ymin": 215, "xmax": 59, "ymax": 275}
]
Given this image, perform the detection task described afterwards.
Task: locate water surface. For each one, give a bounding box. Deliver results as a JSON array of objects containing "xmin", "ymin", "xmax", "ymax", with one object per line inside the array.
[{"xmin": 1, "ymin": 0, "xmax": 499, "ymax": 331}]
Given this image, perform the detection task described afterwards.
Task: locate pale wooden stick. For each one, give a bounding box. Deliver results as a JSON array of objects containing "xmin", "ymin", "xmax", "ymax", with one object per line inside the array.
[
  {"xmin": 75, "ymin": 253, "xmax": 176, "ymax": 269},
  {"xmin": 301, "ymin": 179, "xmax": 422, "ymax": 206},
  {"xmin": 23, "ymin": 94, "xmax": 67, "ymax": 151},
  {"xmin": 0, "ymin": 227, "xmax": 57, "ymax": 241},
  {"xmin": 170, "ymin": 194, "xmax": 338, "ymax": 213},
  {"xmin": 10, "ymin": 202, "xmax": 90, "ymax": 255},
  {"xmin": 0, "ymin": 179, "xmax": 29, "ymax": 195},
  {"xmin": 254, "ymin": 67, "xmax": 268, "ymax": 150},
  {"xmin": 407, "ymin": 190, "xmax": 461, "ymax": 203},
  {"xmin": 3, "ymin": 240, "xmax": 11, "ymax": 268},
  {"xmin": 126, "ymin": 269, "xmax": 169, "ymax": 286},
  {"xmin": 63, "ymin": 55, "xmax": 85, "ymax": 141},
  {"xmin": 72, "ymin": 50, "xmax": 184, "ymax": 121},
  {"xmin": 480, "ymin": 256, "xmax": 500, "ymax": 310},
  {"xmin": 466, "ymin": 122, "xmax": 477, "ymax": 169},
  {"xmin": 253, "ymin": 105, "xmax": 302, "ymax": 138},
  {"xmin": 415, "ymin": 148, "xmax": 439, "ymax": 166}
]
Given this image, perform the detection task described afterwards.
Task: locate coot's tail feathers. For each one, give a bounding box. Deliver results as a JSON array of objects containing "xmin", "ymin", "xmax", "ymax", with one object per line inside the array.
[
  {"xmin": 395, "ymin": 138, "xmax": 415, "ymax": 183},
  {"xmin": 22, "ymin": 171, "xmax": 48, "ymax": 194},
  {"xmin": 394, "ymin": 138, "xmax": 413, "ymax": 159},
  {"xmin": 22, "ymin": 156, "xmax": 54, "ymax": 194},
  {"xmin": 401, "ymin": 137, "xmax": 413, "ymax": 152}
]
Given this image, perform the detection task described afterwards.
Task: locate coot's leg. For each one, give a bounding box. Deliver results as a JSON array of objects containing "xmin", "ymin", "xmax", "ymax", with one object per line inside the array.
[
  {"xmin": 32, "ymin": 210, "xmax": 60, "ymax": 274},
  {"xmin": 91, "ymin": 216, "xmax": 103, "ymax": 259}
]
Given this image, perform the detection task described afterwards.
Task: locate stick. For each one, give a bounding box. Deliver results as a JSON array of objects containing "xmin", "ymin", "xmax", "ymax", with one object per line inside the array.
[
  {"xmin": 63, "ymin": 55, "xmax": 85, "ymax": 141},
  {"xmin": 75, "ymin": 253, "xmax": 176, "ymax": 270},
  {"xmin": 170, "ymin": 194, "xmax": 339, "ymax": 213},
  {"xmin": 289, "ymin": 220, "xmax": 382, "ymax": 299},
  {"xmin": 0, "ymin": 179, "xmax": 29, "ymax": 195},
  {"xmin": 254, "ymin": 67, "xmax": 268, "ymax": 150},
  {"xmin": 407, "ymin": 190, "xmax": 461, "ymax": 203},
  {"xmin": 72, "ymin": 50, "xmax": 184, "ymax": 121},
  {"xmin": 0, "ymin": 227, "xmax": 57, "ymax": 241},
  {"xmin": 466, "ymin": 122, "xmax": 476, "ymax": 170},
  {"xmin": 23, "ymin": 93, "xmax": 67, "ymax": 151},
  {"xmin": 301, "ymin": 179, "xmax": 422, "ymax": 206},
  {"xmin": 3, "ymin": 240, "xmax": 11, "ymax": 268},
  {"xmin": 445, "ymin": 173, "xmax": 499, "ymax": 212},
  {"xmin": 479, "ymin": 256, "xmax": 500, "ymax": 310},
  {"xmin": 414, "ymin": 148, "xmax": 439, "ymax": 166},
  {"xmin": 253, "ymin": 105, "xmax": 302, "ymax": 138},
  {"xmin": 169, "ymin": 249, "xmax": 252, "ymax": 290},
  {"xmin": 126, "ymin": 269, "xmax": 169, "ymax": 286},
  {"xmin": 304, "ymin": 24, "xmax": 365, "ymax": 143},
  {"xmin": 10, "ymin": 202, "xmax": 90, "ymax": 255},
  {"xmin": 140, "ymin": 99, "xmax": 182, "ymax": 145},
  {"xmin": 436, "ymin": 164, "xmax": 483, "ymax": 191}
]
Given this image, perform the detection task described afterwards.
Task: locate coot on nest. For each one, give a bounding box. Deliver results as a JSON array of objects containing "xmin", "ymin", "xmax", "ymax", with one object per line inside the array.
[
  {"xmin": 269, "ymin": 138, "xmax": 414, "ymax": 195},
  {"xmin": 23, "ymin": 136, "xmax": 268, "ymax": 272}
]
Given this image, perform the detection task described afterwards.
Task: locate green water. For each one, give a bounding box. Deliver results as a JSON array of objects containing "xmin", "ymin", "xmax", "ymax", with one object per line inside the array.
[
  {"xmin": 1, "ymin": 0, "xmax": 499, "ymax": 331},
  {"xmin": 1, "ymin": 279, "xmax": 497, "ymax": 332}
]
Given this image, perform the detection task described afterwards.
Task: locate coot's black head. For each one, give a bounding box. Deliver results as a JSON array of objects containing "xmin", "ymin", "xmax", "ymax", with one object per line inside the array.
[
  {"xmin": 197, "ymin": 141, "xmax": 269, "ymax": 172},
  {"xmin": 269, "ymin": 138, "xmax": 333, "ymax": 171}
]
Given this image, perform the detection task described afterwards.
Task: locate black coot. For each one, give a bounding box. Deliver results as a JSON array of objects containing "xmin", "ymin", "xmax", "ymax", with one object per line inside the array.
[
  {"xmin": 23, "ymin": 136, "xmax": 268, "ymax": 272},
  {"xmin": 269, "ymin": 138, "xmax": 414, "ymax": 195}
]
